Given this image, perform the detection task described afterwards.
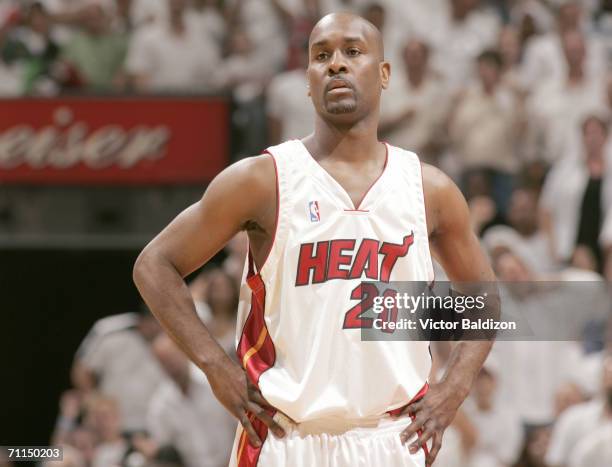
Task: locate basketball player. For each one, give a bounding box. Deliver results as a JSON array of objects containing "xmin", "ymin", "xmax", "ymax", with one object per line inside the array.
[{"xmin": 133, "ymin": 12, "xmax": 497, "ymax": 467}]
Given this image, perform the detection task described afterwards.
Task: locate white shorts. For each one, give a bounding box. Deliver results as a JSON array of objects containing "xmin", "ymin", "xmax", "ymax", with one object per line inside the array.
[{"xmin": 228, "ymin": 413, "xmax": 426, "ymax": 467}]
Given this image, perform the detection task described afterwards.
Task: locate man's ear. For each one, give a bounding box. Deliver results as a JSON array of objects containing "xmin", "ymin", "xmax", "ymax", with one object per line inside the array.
[{"xmin": 380, "ymin": 61, "xmax": 391, "ymax": 90}]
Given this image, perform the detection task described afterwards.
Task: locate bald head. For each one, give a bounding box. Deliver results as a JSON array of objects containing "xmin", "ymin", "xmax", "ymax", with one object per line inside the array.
[
  {"xmin": 309, "ymin": 12, "xmax": 384, "ymax": 61},
  {"xmin": 306, "ymin": 11, "xmax": 390, "ymax": 123}
]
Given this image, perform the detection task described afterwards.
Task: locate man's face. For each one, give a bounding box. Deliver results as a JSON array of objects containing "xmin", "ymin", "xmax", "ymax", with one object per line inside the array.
[
  {"xmin": 558, "ymin": 2, "xmax": 581, "ymax": 30},
  {"xmin": 477, "ymin": 60, "xmax": 500, "ymax": 89},
  {"xmin": 582, "ymin": 118, "xmax": 607, "ymax": 155},
  {"xmin": 307, "ymin": 15, "xmax": 389, "ymax": 124},
  {"xmin": 508, "ymin": 189, "xmax": 538, "ymax": 235},
  {"xmin": 562, "ymin": 30, "xmax": 586, "ymax": 69}
]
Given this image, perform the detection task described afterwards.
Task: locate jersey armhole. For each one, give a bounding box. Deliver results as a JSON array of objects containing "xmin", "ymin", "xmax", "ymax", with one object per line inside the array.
[
  {"xmin": 418, "ymin": 160, "xmax": 436, "ymax": 287},
  {"xmin": 247, "ymin": 151, "xmax": 280, "ymax": 277}
]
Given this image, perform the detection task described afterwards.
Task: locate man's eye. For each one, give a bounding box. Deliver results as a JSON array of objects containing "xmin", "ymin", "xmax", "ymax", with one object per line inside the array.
[
  {"xmin": 347, "ymin": 48, "xmax": 361, "ymax": 56},
  {"xmin": 316, "ymin": 52, "xmax": 328, "ymax": 60}
]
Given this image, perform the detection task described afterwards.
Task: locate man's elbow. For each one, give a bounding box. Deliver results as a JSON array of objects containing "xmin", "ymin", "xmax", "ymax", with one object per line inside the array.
[{"xmin": 133, "ymin": 245, "xmax": 156, "ymax": 292}]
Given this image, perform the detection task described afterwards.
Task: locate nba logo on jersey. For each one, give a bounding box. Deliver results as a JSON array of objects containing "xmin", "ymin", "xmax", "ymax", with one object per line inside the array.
[{"xmin": 309, "ymin": 201, "xmax": 320, "ymax": 222}]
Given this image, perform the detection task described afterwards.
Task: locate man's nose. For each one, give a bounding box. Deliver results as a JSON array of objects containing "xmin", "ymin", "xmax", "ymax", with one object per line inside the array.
[{"xmin": 327, "ymin": 50, "xmax": 348, "ymax": 75}]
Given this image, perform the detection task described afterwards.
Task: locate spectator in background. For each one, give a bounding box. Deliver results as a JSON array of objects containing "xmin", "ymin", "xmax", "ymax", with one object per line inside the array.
[
  {"xmin": 447, "ymin": 50, "xmax": 523, "ymax": 216},
  {"xmin": 569, "ymin": 416, "xmax": 612, "ymax": 467},
  {"xmin": 281, "ymin": 0, "xmax": 318, "ymax": 70},
  {"xmin": 189, "ymin": 268, "xmax": 213, "ymax": 323},
  {"xmin": 216, "ymin": 27, "xmax": 273, "ymax": 158},
  {"xmin": 380, "ymin": 38, "xmax": 450, "ymax": 164},
  {"xmin": 222, "ymin": 230, "xmax": 248, "ymax": 286},
  {"xmin": 489, "ymin": 250, "xmax": 594, "ymax": 428},
  {"xmin": 546, "ymin": 352, "xmax": 612, "ymax": 467},
  {"xmin": 59, "ymin": 2, "xmax": 128, "ymax": 91},
  {"xmin": 319, "ymin": 0, "xmax": 371, "ymax": 16},
  {"xmin": 540, "ymin": 114, "xmax": 612, "ymax": 270},
  {"xmin": 2, "ymin": 2, "xmax": 60, "ymax": 95},
  {"xmin": 188, "ymin": 267, "xmax": 238, "ymax": 352},
  {"xmin": 142, "ymin": 333, "xmax": 236, "ymax": 467},
  {"xmin": 462, "ymin": 359, "xmax": 524, "ymax": 467},
  {"xmin": 85, "ymin": 396, "xmax": 128, "ymax": 467},
  {"xmin": 0, "ymin": 2, "xmax": 24, "ymax": 95},
  {"xmin": 515, "ymin": 425, "xmax": 552, "ymax": 467},
  {"xmin": 593, "ymin": 0, "xmax": 612, "ymax": 62},
  {"xmin": 526, "ymin": 29, "xmax": 606, "ymax": 163},
  {"xmin": 554, "ymin": 382, "xmax": 587, "ymax": 418},
  {"xmin": 429, "ymin": 0, "xmax": 501, "ymax": 90},
  {"xmin": 267, "ymin": 40, "xmax": 313, "ymax": 145},
  {"xmin": 66, "ymin": 425, "xmax": 97, "ymax": 466},
  {"xmin": 498, "ymin": 25, "xmax": 528, "ymax": 92},
  {"xmin": 224, "ymin": 0, "xmax": 293, "ymax": 73},
  {"xmin": 360, "ymin": 2, "xmax": 405, "ymax": 70},
  {"xmin": 483, "ymin": 185, "xmax": 558, "ymax": 273},
  {"xmin": 570, "ymin": 430, "xmax": 612, "ymax": 467},
  {"xmin": 508, "ymin": 0, "xmax": 555, "ymax": 38},
  {"xmin": 521, "ymin": 1, "xmax": 605, "ymax": 92},
  {"xmin": 51, "ymin": 389, "xmax": 86, "ymax": 447},
  {"xmin": 427, "ymin": 340, "xmax": 479, "ymax": 467},
  {"xmin": 192, "ymin": 0, "xmax": 226, "ymax": 46},
  {"xmin": 202, "ymin": 268, "xmax": 238, "ymax": 353},
  {"xmin": 70, "ymin": 307, "xmax": 167, "ymax": 434},
  {"xmin": 113, "ymin": 0, "xmax": 166, "ymax": 32},
  {"xmin": 126, "ymin": 0, "xmax": 221, "ymax": 93}
]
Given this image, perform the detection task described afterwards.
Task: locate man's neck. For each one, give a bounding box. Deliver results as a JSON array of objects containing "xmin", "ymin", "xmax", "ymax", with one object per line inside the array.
[
  {"xmin": 567, "ymin": 67, "xmax": 585, "ymax": 85},
  {"xmin": 170, "ymin": 13, "xmax": 185, "ymax": 34},
  {"xmin": 306, "ymin": 115, "xmax": 382, "ymax": 163},
  {"xmin": 408, "ymin": 69, "xmax": 426, "ymax": 88},
  {"xmin": 481, "ymin": 83, "xmax": 496, "ymax": 96}
]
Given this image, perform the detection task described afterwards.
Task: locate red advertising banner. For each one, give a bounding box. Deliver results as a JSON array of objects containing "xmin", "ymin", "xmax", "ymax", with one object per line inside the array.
[{"xmin": 0, "ymin": 97, "xmax": 229, "ymax": 184}]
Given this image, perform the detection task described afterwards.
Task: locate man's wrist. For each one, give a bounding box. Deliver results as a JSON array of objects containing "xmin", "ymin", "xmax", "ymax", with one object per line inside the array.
[
  {"xmin": 196, "ymin": 345, "xmax": 231, "ymax": 373},
  {"xmin": 438, "ymin": 376, "xmax": 471, "ymax": 406}
]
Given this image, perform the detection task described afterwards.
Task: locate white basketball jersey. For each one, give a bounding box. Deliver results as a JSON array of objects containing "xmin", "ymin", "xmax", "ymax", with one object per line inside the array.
[{"xmin": 236, "ymin": 139, "xmax": 434, "ymax": 423}]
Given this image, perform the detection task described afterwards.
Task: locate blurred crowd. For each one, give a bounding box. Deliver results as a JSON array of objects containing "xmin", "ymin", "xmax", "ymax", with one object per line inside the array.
[
  {"xmin": 0, "ymin": 0, "xmax": 611, "ymax": 466},
  {"xmin": 34, "ymin": 233, "xmax": 249, "ymax": 467},
  {"xmin": 1, "ymin": 0, "xmax": 612, "ymax": 276}
]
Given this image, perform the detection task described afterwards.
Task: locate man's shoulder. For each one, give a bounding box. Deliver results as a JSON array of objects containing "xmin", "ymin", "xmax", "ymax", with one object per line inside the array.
[
  {"xmin": 229, "ymin": 153, "xmax": 277, "ymax": 184},
  {"xmin": 210, "ymin": 153, "xmax": 278, "ymax": 206},
  {"xmin": 420, "ymin": 162, "xmax": 454, "ymax": 197}
]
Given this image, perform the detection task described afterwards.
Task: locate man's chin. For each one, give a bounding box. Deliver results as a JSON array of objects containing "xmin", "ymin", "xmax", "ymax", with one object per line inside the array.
[{"xmin": 325, "ymin": 102, "xmax": 357, "ymax": 115}]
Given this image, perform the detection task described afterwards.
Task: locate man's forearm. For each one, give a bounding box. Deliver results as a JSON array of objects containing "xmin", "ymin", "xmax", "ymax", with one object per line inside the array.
[
  {"xmin": 439, "ymin": 341, "xmax": 493, "ymax": 401},
  {"xmin": 133, "ymin": 250, "xmax": 229, "ymax": 371}
]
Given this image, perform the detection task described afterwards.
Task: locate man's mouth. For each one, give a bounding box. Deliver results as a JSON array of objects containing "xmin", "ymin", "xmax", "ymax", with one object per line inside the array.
[{"xmin": 326, "ymin": 79, "xmax": 353, "ymax": 94}]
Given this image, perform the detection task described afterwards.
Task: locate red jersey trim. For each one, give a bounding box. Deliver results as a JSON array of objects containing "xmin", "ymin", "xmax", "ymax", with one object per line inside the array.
[
  {"xmin": 254, "ymin": 150, "xmax": 280, "ymax": 274},
  {"xmin": 236, "ymin": 411, "xmax": 274, "ymax": 467},
  {"xmin": 236, "ymin": 269, "xmax": 276, "ymax": 388}
]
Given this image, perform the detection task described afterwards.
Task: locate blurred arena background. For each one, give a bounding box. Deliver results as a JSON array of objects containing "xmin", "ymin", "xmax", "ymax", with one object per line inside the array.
[{"xmin": 1, "ymin": 0, "xmax": 612, "ymax": 466}]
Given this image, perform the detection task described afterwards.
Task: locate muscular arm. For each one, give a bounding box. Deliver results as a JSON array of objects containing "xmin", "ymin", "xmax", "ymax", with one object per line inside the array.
[
  {"xmin": 400, "ymin": 164, "xmax": 498, "ymax": 465},
  {"xmin": 426, "ymin": 163, "xmax": 497, "ymax": 397},
  {"xmin": 133, "ymin": 154, "xmax": 284, "ymax": 444}
]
